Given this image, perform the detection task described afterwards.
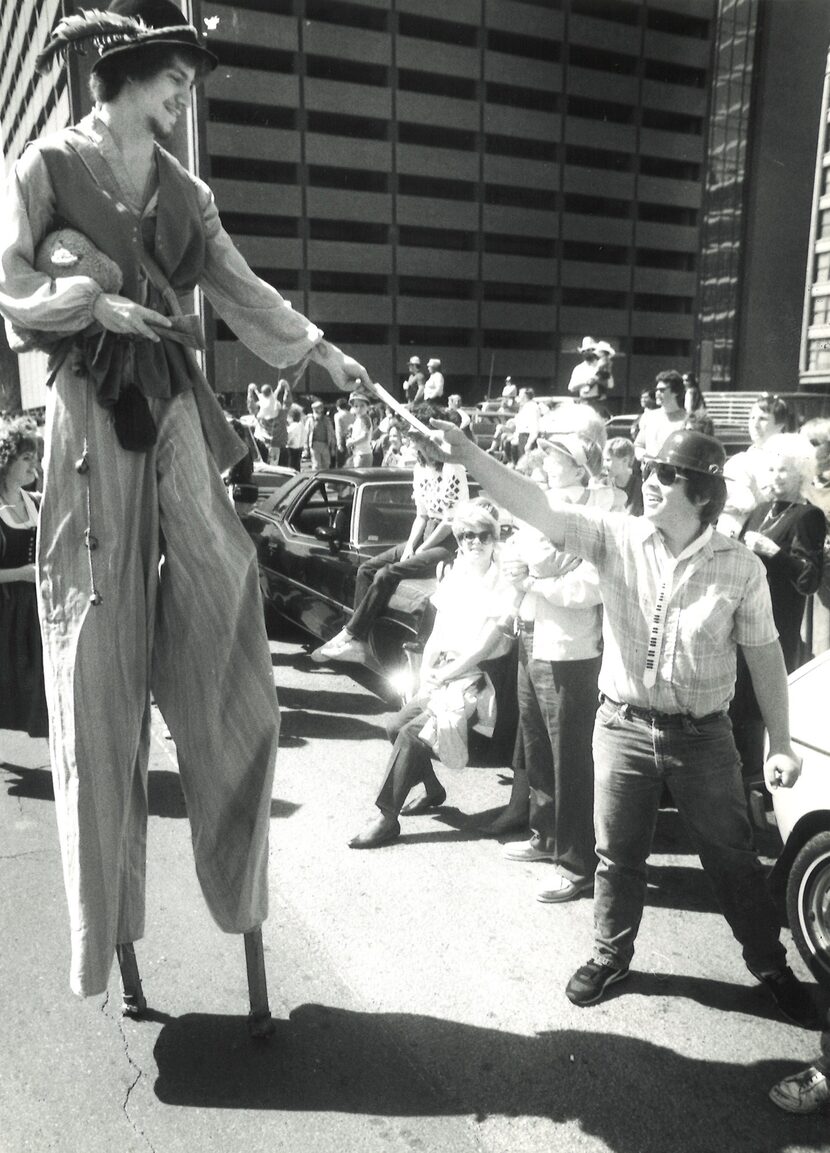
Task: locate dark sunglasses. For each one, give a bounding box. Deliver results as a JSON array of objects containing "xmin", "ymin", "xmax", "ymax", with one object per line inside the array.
[
  {"xmin": 642, "ymin": 460, "xmax": 690, "ymax": 486},
  {"xmin": 459, "ymin": 530, "xmax": 494, "ymax": 543}
]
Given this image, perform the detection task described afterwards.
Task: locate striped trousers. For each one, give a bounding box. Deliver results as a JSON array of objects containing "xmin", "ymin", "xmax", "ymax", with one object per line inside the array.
[{"xmin": 38, "ymin": 378, "xmax": 279, "ymax": 997}]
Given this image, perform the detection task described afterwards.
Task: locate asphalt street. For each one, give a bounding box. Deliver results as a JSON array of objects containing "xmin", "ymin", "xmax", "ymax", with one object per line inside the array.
[{"xmin": 1, "ymin": 626, "xmax": 828, "ymax": 1153}]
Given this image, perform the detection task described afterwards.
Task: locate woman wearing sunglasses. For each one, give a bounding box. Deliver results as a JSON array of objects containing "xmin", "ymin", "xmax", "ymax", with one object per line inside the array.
[{"xmin": 349, "ymin": 502, "xmax": 514, "ymax": 849}]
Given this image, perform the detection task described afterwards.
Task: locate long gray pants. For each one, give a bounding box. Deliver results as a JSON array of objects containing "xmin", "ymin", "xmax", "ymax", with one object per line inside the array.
[{"xmin": 38, "ymin": 379, "xmax": 279, "ymax": 997}]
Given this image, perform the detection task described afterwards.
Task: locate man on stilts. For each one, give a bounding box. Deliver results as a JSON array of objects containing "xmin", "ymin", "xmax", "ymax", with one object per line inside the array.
[{"xmin": 0, "ymin": 0, "xmax": 372, "ymax": 1036}]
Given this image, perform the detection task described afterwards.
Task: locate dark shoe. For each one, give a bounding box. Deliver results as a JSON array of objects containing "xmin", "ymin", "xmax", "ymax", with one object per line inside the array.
[
  {"xmin": 348, "ymin": 815, "xmax": 400, "ymax": 849},
  {"xmin": 565, "ymin": 960, "xmax": 629, "ymax": 1006},
  {"xmin": 400, "ymin": 786, "xmax": 446, "ymax": 815},
  {"xmin": 749, "ymin": 965, "xmax": 821, "ymax": 1029},
  {"xmin": 477, "ymin": 813, "xmax": 529, "ymax": 838}
]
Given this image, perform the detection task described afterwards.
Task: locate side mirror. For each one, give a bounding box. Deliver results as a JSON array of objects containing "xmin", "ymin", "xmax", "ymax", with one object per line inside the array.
[
  {"xmin": 315, "ymin": 525, "xmax": 340, "ymax": 552},
  {"xmin": 232, "ymin": 483, "xmax": 258, "ymax": 505}
]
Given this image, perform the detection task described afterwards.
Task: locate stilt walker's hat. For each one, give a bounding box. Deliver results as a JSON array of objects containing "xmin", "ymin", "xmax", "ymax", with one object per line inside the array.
[{"xmin": 36, "ymin": 0, "xmax": 218, "ymax": 76}]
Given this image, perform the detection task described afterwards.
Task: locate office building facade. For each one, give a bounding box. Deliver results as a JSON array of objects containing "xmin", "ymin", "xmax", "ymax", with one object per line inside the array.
[
  {"xmin": 697, "ymin": 0, "xmax": 830, "ymax": 393},
  {"xmin": 201, "ymin": 0, "xmax": 718, "ymax": 403}
]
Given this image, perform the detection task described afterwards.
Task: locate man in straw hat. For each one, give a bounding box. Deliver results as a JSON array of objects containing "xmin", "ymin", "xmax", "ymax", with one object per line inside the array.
[
  {"xmin": 423, "ymin": 421, "xmax": 819, "ymax": 1027},
  {"xmin": 0, "ymin": 0, "xmax": 373, "ymax": 1033}
]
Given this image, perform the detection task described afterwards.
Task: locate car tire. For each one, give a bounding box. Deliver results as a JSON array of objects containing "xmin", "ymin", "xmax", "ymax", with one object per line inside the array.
[{"xmin": 786, "ymin": 830, "xmax": 830, "ymax": 987}]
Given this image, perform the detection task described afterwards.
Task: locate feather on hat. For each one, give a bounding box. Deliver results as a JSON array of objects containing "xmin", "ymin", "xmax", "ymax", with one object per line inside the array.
[{"xmin": 36, "ymin": 1, "xmax": 217, "ymax": 75}]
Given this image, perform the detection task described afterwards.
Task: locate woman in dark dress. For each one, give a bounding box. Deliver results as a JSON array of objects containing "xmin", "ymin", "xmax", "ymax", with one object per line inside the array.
[
  {"xmin": 731, "ymin": 433, "xmax": 825, "ymax": 780},
  {"xmin": 0, "ymin": 419, "xmax": 47, "ymax": 738}
]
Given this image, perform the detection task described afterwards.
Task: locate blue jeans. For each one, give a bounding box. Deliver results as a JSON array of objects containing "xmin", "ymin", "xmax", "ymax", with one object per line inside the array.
[
  {"xmin": 517, "ymin": 635, "xmax": 600, "ymax": 882},
  {"xmin": 592, "ymin": 699, "xmax": 786, "ymax": 973}
]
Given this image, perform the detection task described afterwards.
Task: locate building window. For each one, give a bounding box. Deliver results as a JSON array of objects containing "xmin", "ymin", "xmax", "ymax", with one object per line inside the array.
[
  {"xmin": 562, "ymin": 240, "xmax": 629, "ymax": 265},
  {"xmin": 571, "ymin": 0, "xmax": 640, "ymax": 25},
  {"xmin": 807, "ymin": 340, "xmax": 830, "ymax": 370},
  {"xmin": 485, "ymin": 133, "xmax": 557, "ymax": 162},
  {"xmin": 484, "ymin": 233, "xmax": 557, "ymax": 258},
  {"xmin": 306, "ymin": 56, "xmax": 388, "ymax": 87},
  {"xmin": 565, "ymin": 192, "xmax": 630, "ymax": 219},
  {"xmin": 810, "ymin": 294, "xmax": 830, "ymax": 325},
  {"xmin": 561, "ymin": 287, "xmax": 627, "ymax": 309},
  {"xmin": 398, "ymin": 11, "xmax": 478, "ymax": 47},
  {"xmin": 486, "ymin": 83, "xmax": 559, "ymax": 114},
  {"xmin": 398, "ymin": 70, "xmax": 478, "ymax": 101},
  {"xmin": 211, "ymin": 158, "xmax": 299, "ymax": 185},
  {"xmin": 566, "ymin": 95, "xmax": 635, "ymax": 125},
  {"xmin": 486, "ymin": 29, "xmax": 561, "ymax": 62},
  {"xmin": 643, "ymin": 59, "xmax": 706, "ymax": 89},
  {"xmin": 566, "ymin": 144, "xmax": 633, "ymax": 173},
  {"xmin": 399, "ymin": 122, "xmax": 477, "ymax": 152},
  {"xmin": 815, "ymin": 251, "xmax": 830, "ymax": 284},
  {"xmin": 646, "ymin": 7, "xmax": 710, "ymax": 39},
  {"xmin": 568, "ymin": 44, "xmax": 638, "ymax": 76},
  {"xmin": 305, "ymin": 0, "xmax": 388, "ymax": 32}
]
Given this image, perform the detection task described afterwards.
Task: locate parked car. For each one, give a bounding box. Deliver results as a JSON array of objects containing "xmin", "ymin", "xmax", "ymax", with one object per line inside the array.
[
  {"xmin": 463, "ymin": 396, "xmax": 579, "ymax": 451},
  {"xmin": 241, "ymin": 468, "xmax": 438, "ymax": 672},
  {"xmin": 604, "ymin": 414, "xmax": 637, "ymax": 440},
  {"xmin": 752, "ymin": 650, "xmax": 830, "ymax": 985}
]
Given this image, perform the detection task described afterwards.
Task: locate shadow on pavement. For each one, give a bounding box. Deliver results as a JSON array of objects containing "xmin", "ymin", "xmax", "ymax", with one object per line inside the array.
[
  {"xmin": 1, "ymin": 763, "xmax": 299, "ymax": 822},
  {"xmin": 1, "ymin": 761, "xmax": 54, "ymax": 801},
  {"xmin": 277, "ymin": 685, "xmax": 389, "ymax": 716},
  {"xmin": 152, "ymin": 1004, "xmax": 827, "ymax": 1151},
  {"xmin": 279, "ymin": 711, "xmax": 385, "ymax": 742},
  {"xmin": 630, "ymin": 970, "xmax": 828, "ymax": 1026}
]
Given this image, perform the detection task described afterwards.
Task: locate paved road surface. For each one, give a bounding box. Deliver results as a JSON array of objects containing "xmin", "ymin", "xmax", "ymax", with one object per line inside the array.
[{"xmin": 1, "ymin": 629, "xmax": 827, "ymax": 1152}]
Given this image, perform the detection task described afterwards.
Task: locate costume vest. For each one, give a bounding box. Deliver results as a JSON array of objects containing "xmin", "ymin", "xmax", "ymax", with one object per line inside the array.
[
  {"xmin": 31, "ymin": 125, "xmax": 243, "ymax": 468},
  {"xmin": 37, "ymin": 126, "xmax": 204, "ymax": 405}
]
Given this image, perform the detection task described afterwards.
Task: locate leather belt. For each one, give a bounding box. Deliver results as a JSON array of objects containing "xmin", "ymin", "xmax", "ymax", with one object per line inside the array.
[{"xmin": 599, "ymin": 695, "xmax": 725, "ymax": 729}]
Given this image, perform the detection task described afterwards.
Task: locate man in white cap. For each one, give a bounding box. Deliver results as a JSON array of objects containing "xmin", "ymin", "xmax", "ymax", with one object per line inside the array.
[
  {"xmin": 424, "ymin": 357, "xmax": 445, "ymax": 400},
  {"xmin": 402, "ymin": 355, "xmax": 425, "ymax": 404},
  {"xmin": 568, "ymin": 336, "xmax": 615, "ymax": 403}
]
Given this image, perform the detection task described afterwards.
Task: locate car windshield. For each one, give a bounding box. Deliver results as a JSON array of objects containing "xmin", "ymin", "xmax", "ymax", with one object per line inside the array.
[{"xmin": 355, "ymin": 483, "xmax": 415, "ymax": 546}]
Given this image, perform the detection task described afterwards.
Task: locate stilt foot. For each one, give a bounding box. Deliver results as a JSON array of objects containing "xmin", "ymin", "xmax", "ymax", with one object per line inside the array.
[
  {"xmin": 116, "ymin": 942, "xmax": 147, "ymax": 1018},
  {"xmin": 247, "ymin": 1009, "xmax": 276, "ymax": 1039},
  {"xmin": 244, "ymin": 928, "xmax": 274, "ymax": 1040}
]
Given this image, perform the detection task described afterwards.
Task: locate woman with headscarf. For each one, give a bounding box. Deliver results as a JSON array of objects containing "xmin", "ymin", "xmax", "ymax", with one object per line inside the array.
[{"xmin": 0, "ymin": 419, "xmax": 48, "ymax": 738}]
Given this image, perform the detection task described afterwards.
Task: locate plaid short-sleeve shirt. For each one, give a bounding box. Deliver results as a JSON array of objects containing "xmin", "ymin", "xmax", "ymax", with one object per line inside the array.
[{"xmin": 560, "ymin": 506, "xmax": 778, "ymax": 717}]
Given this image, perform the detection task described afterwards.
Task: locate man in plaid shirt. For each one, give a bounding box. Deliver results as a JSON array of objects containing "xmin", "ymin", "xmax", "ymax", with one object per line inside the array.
[{"xmin": 428, "ymin": 422, "xmax": 818, "ymax": 1026}]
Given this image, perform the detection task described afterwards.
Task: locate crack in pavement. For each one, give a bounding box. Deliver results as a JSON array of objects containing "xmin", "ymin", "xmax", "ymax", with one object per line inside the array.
[
  {"xmin": 0, "ymin": 850, "xmax": 45, "ymax": 860},
  {"xmin": 103, "ymin": 991, "xmax": 156, "ymax": 1152}
]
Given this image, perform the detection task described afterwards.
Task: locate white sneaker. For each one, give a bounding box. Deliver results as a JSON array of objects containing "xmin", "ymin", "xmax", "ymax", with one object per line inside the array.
[
  {"xmin": 502, "ymin": 840, "xmax": 556, "ymax": 863},
  {"xmin": 769, "ymin": 1065, "xmax": 829, "ymax": 1114},
  {"xmin": 311, "ymin": 629, "xmax": 353, "ymax": 662}
]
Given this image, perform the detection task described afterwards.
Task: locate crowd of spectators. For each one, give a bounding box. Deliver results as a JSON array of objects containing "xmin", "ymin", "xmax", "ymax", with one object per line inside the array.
[{"xmin": 4, "ymin": 360, "xmax": 830, "ymax": 1114}]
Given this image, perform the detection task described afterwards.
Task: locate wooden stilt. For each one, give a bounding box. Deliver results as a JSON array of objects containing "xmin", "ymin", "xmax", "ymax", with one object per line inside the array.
[
  {"xmin": 244, "ymin": 928, "xmax": 275, "ymax": 1039},
  {"xmin": 116, "ymin": 942, "xmax": 147, "ymax": 1018}
]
